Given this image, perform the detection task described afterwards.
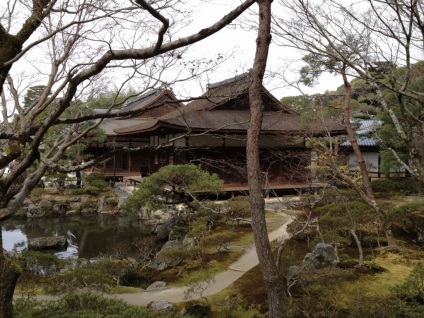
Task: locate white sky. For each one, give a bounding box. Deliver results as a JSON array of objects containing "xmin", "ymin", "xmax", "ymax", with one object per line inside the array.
[
  {"xmin": 6, "ymin": 0, "xmax": 344, "ymax": 104},
  {"xmin": 176, "ymin": 1, "xmax": 344, "ymax": 99}
]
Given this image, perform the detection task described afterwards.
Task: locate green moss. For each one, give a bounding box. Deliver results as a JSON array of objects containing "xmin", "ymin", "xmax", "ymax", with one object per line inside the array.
[{"xmin": 108, "ymin": 286, "xmax": 140, "ymax": 294}]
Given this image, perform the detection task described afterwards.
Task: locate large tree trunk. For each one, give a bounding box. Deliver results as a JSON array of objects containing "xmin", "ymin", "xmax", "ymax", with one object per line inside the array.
[
  {"xmin": 247, "ymin": 1, "xmax": 287, "ymax": 317},
  {"xmin": 340, "ymin": 65, "xmax": 396, "ymax": 247},
  {"xmin": 0, "ymin": 232, "xmax": 21, "ymax": 318}
]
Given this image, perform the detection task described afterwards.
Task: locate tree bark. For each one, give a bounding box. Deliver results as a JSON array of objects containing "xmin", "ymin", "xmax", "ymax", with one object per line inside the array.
[
  {"xmin": 349, "ymin": 228, "xmax": 364, "ymax": 266},
  {"xmin": 341, "ymin": 65, "xmax": 396, "ymax": 247},
  {"xmin": 0, "ymin": 232, "xmax": 21, "ymax": 318},
  {"xmin": 247, "ymin": 1, "xmax": 287, "ymax": 317}
]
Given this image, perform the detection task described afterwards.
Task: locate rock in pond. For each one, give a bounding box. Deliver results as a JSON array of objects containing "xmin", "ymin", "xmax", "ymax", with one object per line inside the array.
[{"xmin": 28, "ymin": 236, "xmax": 68, "ymax": 250}]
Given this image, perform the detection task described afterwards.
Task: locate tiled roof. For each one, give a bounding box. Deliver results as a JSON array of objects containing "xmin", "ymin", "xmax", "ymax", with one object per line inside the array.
[
  {"xmin": 354, "ymin": 119, "xmax": 383, "ymax": 135},
  {"xmin": 110, "ymin": 72, "xmax": 344, "ymax": 136},
  {"xmin": 93, "ymin": 89, "xmax": 165, "ymax": 116},
  {"xmin": 120, "ymin": 89, "xmax": 162, "ymax": 113},
  {"xmin": 340, "ymin": 119, "xmax": 382, "ymax": 147},
  {"xmin": 161, "ymin": 110, "xmax": 302, "ymax": 132},
  {"xmin": 340, "ymin": 137, "xmax": 378, "ymax": 147},
  {"xmin": 97, "ymin": 88, "xmax": 182, "ymax": 135},
  {"xmin": 98, "ymin": 118, "xmax": 143, "ymax": 135}
]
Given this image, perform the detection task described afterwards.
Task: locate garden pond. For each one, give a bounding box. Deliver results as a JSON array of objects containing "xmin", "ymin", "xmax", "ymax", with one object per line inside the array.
[{"xmin": 2, "ymin": 214, "xmax": 152, "ymax": 259}]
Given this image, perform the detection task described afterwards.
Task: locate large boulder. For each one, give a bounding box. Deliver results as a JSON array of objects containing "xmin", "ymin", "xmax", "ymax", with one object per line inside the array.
[
  {"xmin": 152, "ymin": 224, "xmax": 171, "ymax": 241},
  {"xmin": 301, "ymin": 242, "xmax": 339, "ymax": 271},
  {"xmin": 151, "ymin": 216, "xmax": 180, "ymax": 240},
  {"xmin": 28, "ymin": 236, "xmax": 68, "ymax": 250},
  {"xmin": 289, "ymin": 242, "xmax": 339, "ymax": 280}
]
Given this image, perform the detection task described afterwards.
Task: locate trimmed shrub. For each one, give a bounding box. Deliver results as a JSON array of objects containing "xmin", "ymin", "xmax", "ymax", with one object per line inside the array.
[
  {"xmin": 71, "ymin": 188, "xmax": 86, "ymax": 195},
  {"xmin": 89, "ymin": 179, "xmax": 108, "ymax": 190},
  {"xmin": 389, "ymin": 201, "xmax": 424, "ymax": 232},
  {"xmin": 317, "ymin": 188, "xmax": 359, "ymax": 205},
  {"xmin": 371, "ymin": 179, "xmax": 398, "ymax": 197},
  {"xmin": 85, "ymin": 172, "xmax": 105, "ymax": 184},
  {"xmin": 200, "ymin": 230, "xmax": 238, "ymax": 252},
  {"xmin": 372, "ymin": 178, "xmax": 424, "ymax": 197},
  {"xmin": 45, "ymin": 267, "xmax": 114, "ymax": 294},
  {"xmin": 224, "ymin": 196, "xmax": 251, "ymax": 220},
  {"xmin": 83, "ymin": 185, "xmax": 101, "ymax": 196},
  {"xmin": 158, "ymin": 248, "xmax": 202, "ymax": 267},
  {"xmin": 105, "ymin": 196, "xmax": 119, "ymax": 206}
]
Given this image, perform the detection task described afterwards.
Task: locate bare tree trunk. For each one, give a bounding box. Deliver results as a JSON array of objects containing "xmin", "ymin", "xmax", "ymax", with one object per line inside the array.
[
  {"xmin": 340, "ymin": 65, "xmax": 396, "ymax": 247},
  {"xmin": 349, "ymin": 228, "xmax": 364, "ymax": 266},
  {"xmin": 341, "ymin": 66, "xmax": 373, "ymax": 200},
  {"xmin": 247, "ymin": 1, "xmax": 287, "ymax": 317},
  {"xmin": 0, "ymin": 232, "xmax": 21, "ymax": 318}
]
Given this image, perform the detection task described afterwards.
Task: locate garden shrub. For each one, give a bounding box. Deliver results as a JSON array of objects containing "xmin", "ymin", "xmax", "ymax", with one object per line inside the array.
[
  {"xmin": 105, "ymin": 196, "xmax": 119, "ymax": 206},
  {"xmin": 211, "ymin": 295, "xmax": 263, "ymax": 318},
  {"xmin": 89, "ymin": 179, "xmax": 109, "ymax": 190},
  {"xmin": 71, "ymin": 188, "xmax": 86, "ymax": 195},
  {"xmin": 372, "ymin": 178, "xmax": 424, "ymax": 197},
  {"xmin": 371, "ymin": 179, "xmax": 397, "ymax": 196},
  {"xmin": 14, "ymin": 292, "xmax": 190, "ymax": 318},
  {"xmin": 317, "ymin": 201, "xmax": 374, "ymax": 229},
  {"xmin": 389, "ymin": 201, "xmax": 424, "ymax": 231},
  {"xmin": 15, "ymin": 272, "xmax": 44, "ymax": 301},
  {"xmin": 85, "ymin": 172, "xmax": 105, "ymax": 184},
  {"xmin": 45, "ymin": 267, "xmax": 114, "ymax": 294},
  {"xmin": 83, "ymin": 185, "xmax": 101, "ymax": 196},
  {"xmin": 315, "ymin": 201, "xmax": 378, "ymax": 250},
  {"xmin": 317, "ymin": 188, "xmax": 358, "ymax": 206},
  {"xmin": 224, "ymin": 196, "xmax": 251, "ymax": 220},
  {"xmin": 394, "ymin": 178, "xmax": 424, "ymax": 195},
  {"xmin": 288, "ymin": 268, "xmax": 356, "ymax": 317},
  {"xmin": 123, "ymin": 164, "xmax": 223, "ymax": 214},
  {"xmin": 158, "ymin": 247, "xmax": 205, "ymax": 267},
  {"xmin": 91, "ymin": 258, "xmax": 138, "ymax": 286},
  {"xmin": 19, "ymin": 251, "xmax": 68, "ymax": 276},
  {"xmin": 169, "ymin": 225, "xmax": 189, "ymax": 241},
  {"xmin": 200, "ymin": 230, "xmax": 238, "ymax": 252}
]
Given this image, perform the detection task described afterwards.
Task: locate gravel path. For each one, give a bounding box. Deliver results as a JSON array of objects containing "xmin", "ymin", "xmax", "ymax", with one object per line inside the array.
[{"xmin": 107, "ymin": 217, "xmax": 291, "ymax": 306}]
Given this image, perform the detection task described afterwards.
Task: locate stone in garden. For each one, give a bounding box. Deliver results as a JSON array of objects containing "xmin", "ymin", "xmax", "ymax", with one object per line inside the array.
[
  {"xmin": 300, "ymin": 242, "xmax": 339, "ymax": 271},
  {"xmin": 146, "ymin": 281, "xmax": 167, "ymax": 291},
  {"xmin": 28, "ymin": 236, "xmax": 68, "ymax": 250},
  {"xmin": 150, "ymin": 300, "xmax": 173, "ymax": 310}
]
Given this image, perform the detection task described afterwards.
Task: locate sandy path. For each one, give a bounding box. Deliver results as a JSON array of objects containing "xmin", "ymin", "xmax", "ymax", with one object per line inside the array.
[{"xmin": 107, "ymin": 217, "xmax": 291, "ymax": 305}]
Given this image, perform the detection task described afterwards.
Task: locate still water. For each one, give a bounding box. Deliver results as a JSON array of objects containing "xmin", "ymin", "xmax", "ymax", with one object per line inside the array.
[{"xmin": 2, "ymin": 215, "xmax": 152, "ymax": 259}]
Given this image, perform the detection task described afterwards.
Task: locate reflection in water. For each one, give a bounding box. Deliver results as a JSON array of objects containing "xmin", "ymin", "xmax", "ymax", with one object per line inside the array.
[
  {"xmin": 3, "ymin": 229, "xmax": 27, "ymax": 252},
  {"xmin": 2, "ymin": 214, "xmax": 152, "ymax": 259}
]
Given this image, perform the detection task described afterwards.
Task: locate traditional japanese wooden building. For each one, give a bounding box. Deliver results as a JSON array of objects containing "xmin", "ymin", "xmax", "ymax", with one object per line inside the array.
[{"xmin": 88, "ymin": 72, "xmax": 345, "ymax": 193}]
